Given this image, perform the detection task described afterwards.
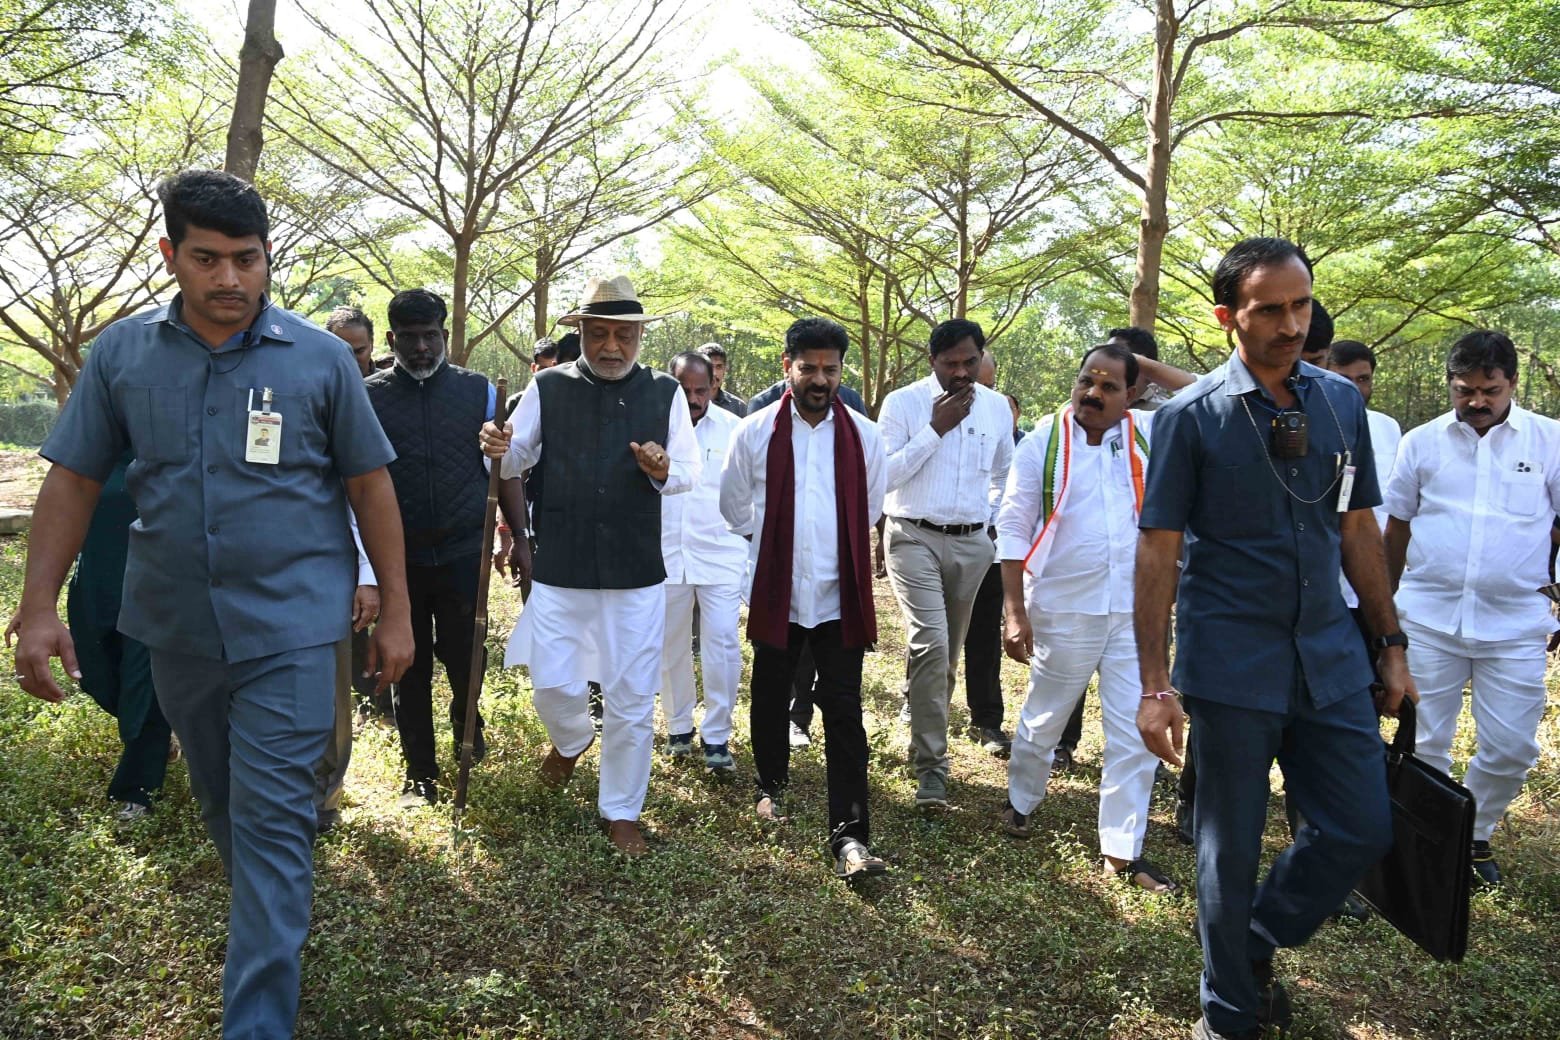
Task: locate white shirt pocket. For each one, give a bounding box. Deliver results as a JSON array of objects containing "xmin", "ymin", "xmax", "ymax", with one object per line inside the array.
[
  {"xmin": 975, "ymin": 430, "xmax": 996, "ymax": 472},
  {"xmin": 1499, "ymin": 469, "xmax": 1544, "ymax": 516}
]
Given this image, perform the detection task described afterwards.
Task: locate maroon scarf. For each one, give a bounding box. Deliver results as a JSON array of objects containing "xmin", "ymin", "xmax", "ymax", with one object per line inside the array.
[{"xmin": 747, "ymin": 389, "xmax": 877, "ymax": 649}]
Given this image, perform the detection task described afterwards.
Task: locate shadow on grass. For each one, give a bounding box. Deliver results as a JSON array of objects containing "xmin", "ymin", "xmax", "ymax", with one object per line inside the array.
[{"xmin": 3, "ymin": 562, "xmax": 1560, "ymax": 1038}]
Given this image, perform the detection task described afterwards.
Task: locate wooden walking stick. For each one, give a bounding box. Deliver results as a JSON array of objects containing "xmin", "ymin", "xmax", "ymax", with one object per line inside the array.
[{"xmin": 454, "ymin": 376, "xmax": 511, "ymax": 819}]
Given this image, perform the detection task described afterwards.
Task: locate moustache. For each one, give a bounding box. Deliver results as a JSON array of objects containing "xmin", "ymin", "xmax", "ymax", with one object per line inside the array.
[
  {"xmin": 1078, "ymin": 398, "xmax": 1104, "ymax": 410},
  {"xmin": 207, "ymin": 292, "xmax": 247, "ymax": 304},
  {"xmin": 1463, "ymin": 406, "xmax": 1492, "ymax": 416}
]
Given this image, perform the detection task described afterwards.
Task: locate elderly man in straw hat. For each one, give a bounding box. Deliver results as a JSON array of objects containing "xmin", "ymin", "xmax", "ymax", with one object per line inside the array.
[{"xmin": 481, "ymin": 275, "xmax": 699, "ymax": 856}]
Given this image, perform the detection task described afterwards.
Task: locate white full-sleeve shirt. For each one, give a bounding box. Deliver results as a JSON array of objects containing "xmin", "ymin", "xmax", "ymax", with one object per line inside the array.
[
  {"xmin": 347, "ymin": 508, "xmax": 377, "ymax": 587},
  {"xmin": 497, "ymin": 371, "xmax": 699, "ymax": 498},
  {"xmin": 995, "ymin": 410, "xmax": 1149, "ymax": 616},
  {"xmin": 878, "ymin": 376, "xmax": 1013, "ymax": 526},
  {"xmin": 719, "ymin": 399, "xmax": 887, "ymax": 627},
  {"xmin": 1340, "ymin": 407, "xmax": 1402, "ymax": 608},
  {"xmin": 1384, "ymin": 405, "xmax": 1560, "ymax": 641},
  {"xmin": 662, "ymin": 404, "xmax": 748, "ymax": 586}
]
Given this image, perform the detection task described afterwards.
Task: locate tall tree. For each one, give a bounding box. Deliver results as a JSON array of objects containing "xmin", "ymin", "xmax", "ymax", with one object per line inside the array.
[
  {"xmin": 269, "ymin": 0, "xmax": 697, "ymax": 364},
  {"xmin": 0, "ymin": 0, "xmax": 161, "ymax": 161},
  {"xmin": 798, "ymin": 0, "xmax": 1476, "ymax": 331},
  {"xmin": 224, "ymin": 0, "xmax": 282, "ymax": 182},
  {"xmin": 0, "ymin": 86, "xmax": 222, "ymax": 403},
  {"xmin": 663, "ymin": 28, "xmax": 1118, "ymax": 412}
]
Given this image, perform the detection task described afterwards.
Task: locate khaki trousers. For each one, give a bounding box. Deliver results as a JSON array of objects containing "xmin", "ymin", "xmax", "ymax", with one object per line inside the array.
[{"xmin": 884, "ymin": 516, "xmax": 993, "ymax": 782}]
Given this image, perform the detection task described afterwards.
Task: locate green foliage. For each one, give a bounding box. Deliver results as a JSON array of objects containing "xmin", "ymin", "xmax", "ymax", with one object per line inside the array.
[
  {"xmin": 3, "ymin": 530, "xmax": 1560, "ymax": 1038},
  {"xmin": 0, "ymin": 401, "xmax": 58, "ymax": 445}
]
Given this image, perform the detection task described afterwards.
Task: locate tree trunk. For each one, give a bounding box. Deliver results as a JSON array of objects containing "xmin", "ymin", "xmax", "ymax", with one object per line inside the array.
[
  {"xmin": 1129, "ymin": 0, "xmax": 1177, "ymax": 331},
  {"xmin": 955, "ymin": 131, "xmax": 972, "ymax": 319},
  {"xmin": 451, "ymin": 237, "xmax": 472, "ymax": 364},
  {"xmin": 857, "ymin": 264, "xmax": 874, "ymax": 411},
  {"xmin": 225, "ymin": 0, "xmax": 284, "ymax": 182},
  {"xmin": 533, "ymin": 241, "xmax": 553, "ymax": 341}
]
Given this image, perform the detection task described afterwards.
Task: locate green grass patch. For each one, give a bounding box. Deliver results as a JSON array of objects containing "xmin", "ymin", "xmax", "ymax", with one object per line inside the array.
[{"xmin": 2, "ymin": 531, "xmax": 1558, "ymax": 1038}]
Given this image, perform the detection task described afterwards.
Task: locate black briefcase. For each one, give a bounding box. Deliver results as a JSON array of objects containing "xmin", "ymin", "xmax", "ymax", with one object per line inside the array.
[{"xmin": 1354, "ymin": 699, "xmax": 1474, "ymax": 962}]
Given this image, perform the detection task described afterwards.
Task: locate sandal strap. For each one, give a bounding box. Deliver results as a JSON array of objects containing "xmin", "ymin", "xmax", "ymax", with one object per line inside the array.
[{"xmin": 1117, "ymin": 857, "xmax": 1179, "ymax": 891}]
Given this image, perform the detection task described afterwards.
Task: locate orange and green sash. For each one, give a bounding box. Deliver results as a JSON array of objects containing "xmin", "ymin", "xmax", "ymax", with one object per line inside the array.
[{"xmin": 1021, "ymin": 404, "xmax": 1149, "ymax": 577}]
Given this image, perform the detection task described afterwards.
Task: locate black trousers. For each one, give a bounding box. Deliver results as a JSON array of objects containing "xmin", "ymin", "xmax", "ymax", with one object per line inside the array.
[
  {"xmin": 788, "ymin": 642, "xmax": 818, "ymax": 729},
  {"xmin": 1059, "ymin": 694, "xmax": 1087, "ymax": 751},
  {"xmin": 961, "ymin": 562, "xmax": 1007, "ymax": 730},
  {"xmin": 394, "ymin": 555, "xmax": 486, "ymax": 780},
  {"xmin": 752, "ymin": 621, "xmax": 871, "ymax": 853}
]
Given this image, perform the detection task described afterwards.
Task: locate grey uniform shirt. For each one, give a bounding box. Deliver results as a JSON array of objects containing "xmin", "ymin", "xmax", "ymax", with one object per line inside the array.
[{"xmin": 41, "ymin": 296, "xmax": 395, "ymax": 663}]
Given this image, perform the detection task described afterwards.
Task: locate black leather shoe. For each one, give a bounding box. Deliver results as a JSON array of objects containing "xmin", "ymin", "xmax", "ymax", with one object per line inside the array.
[
  {"xmin": 1472, "ymin": 840, "xmax": 1502, "ymax": 886},
  {"xmin": 968, "ymin": 725, "xmax": 1012, "ymax": 758},
  {"xmin": 1252, "ymin": 958, "xmax": 1293, "ymax": 1032},
  {"xmin": 1332, "ymin": 890, "xmax": 1372, "ymax": 923},
  {"xmin": 1192, "ymin": 1018, "xmax": 1262, "ymax": 1040},
  {"xmin": 398, "ymin": 777, "xmax": 440, "ymax": 808},
  {"xmin": 834, "ymin": 838, "xmax": 888, "ymax": 881},
  {"xmin": 1052, "ymin": 744, "xmax": 1075, "ymax": 773}
]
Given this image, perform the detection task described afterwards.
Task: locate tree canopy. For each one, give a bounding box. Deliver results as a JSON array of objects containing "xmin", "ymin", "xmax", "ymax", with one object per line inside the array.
[{"xmin": 0, "ymin": 0, "xmax": 1554, "ymax": 424}]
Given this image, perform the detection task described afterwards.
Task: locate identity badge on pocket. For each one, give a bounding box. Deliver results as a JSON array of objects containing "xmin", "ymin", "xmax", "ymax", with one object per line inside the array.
[{"xmin": 245, "ymin": 387, "xmax": 281, "ymax": 465}]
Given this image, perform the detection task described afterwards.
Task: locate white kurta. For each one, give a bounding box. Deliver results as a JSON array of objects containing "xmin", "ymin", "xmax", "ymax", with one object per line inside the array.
[
  {"xmin": 660, "ymin": 405, "xmax": 747, "ymax": 744},
  {"xmin": 718, "ymin": 399, "xmax": 887, "ymax": 625},
  {"xmin": 995, "ymin": 411, "xmax": 1160, "ymax": 859},
  {"xmin": 1340, "ymin": 407, "xmax": 1402, "ymax": 608},
  {"xmin": 497, "ymin": 368, "xmax": 700, "ymax": 691}
]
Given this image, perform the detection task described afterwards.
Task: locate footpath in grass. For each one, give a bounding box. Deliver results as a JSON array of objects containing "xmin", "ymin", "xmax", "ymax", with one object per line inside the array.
[{"xmin": 2, "ymin": 531, "xmax": 1559, "ymax": 1039}]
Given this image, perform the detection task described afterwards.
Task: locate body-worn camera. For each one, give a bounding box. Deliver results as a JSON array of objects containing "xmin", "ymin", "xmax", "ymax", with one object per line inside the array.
[{"xmin": 1271, "ymin": 410, "xmax": 1309, "ymax": 458}]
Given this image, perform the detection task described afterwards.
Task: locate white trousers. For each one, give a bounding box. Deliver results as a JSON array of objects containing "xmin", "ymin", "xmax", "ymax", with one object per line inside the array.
[
  {"xmin": 1007, "ymin": 610, "xmax": 1158, "ymax": 861},
  {"xmin": 534, "ymin": 681, "xmax": 655, "ymax": 822},
  {"xmin": 512, "ymin": 582, "xmax": 667, "ymax": 822},
  {"xmin": 1402, "ymin": 619, "xmax": 1548, "ymax": 841},
  {"xmin": 660, "ymin": 582, "xmax": 742, "ymax": 745}
]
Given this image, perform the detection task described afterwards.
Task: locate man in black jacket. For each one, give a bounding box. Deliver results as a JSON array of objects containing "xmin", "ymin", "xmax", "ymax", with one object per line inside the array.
[{"xmin": 367, "ymin": 288, "xmax": 528, "ymax": 806}]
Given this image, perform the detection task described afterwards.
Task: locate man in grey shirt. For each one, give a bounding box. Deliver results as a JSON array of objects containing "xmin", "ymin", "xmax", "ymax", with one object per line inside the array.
[{"xmin": 8, "ymin": 169, "xmax": 413, "ymax": 1040}]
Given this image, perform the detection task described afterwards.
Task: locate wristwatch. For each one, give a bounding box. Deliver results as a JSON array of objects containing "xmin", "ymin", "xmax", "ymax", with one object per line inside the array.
[{"xmin": 1372, "ymin": 632, "xmax": 1409, "ymax": 652}]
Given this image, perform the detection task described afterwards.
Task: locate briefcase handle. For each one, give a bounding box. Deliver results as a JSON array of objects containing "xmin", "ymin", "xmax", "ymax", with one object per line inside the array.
[{"xmin": 1385, "ymin": 697, "xmax": 1417, "ymax": 758}]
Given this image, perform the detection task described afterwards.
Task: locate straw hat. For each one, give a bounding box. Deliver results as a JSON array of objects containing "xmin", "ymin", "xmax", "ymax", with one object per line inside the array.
[{"xmin": 556, "ymin": 275, "xmax": 664, "ymax": 326}]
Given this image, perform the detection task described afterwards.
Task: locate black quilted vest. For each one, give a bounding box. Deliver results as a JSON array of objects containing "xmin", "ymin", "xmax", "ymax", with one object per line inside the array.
[
  {"xmin": 533, "ymin": 360, "xmax": 677, "ymax": 589},
  {"xmin": 365, "ymin": 362, "xmax": 490, "ymax": 566}
]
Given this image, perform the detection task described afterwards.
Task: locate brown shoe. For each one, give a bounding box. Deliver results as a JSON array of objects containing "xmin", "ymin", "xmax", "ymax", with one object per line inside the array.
[
  {"xmin": 539, "ymin": 737, "xmax": 594, "ymax": 789},
  {"xmin": 606, "ymin": 819, "xmax": 648, "ymax": 857}
]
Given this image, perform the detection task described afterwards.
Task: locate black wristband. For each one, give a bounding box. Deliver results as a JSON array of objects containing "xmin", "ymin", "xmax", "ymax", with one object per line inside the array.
[{"xmin": 1372, "ymin": 632, "xmax": 1409, "ymax": 652}]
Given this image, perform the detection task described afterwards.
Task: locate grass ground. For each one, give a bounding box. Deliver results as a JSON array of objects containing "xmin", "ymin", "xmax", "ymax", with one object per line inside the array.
[{"xmin": 2, "ymin": 530, "xmax": 1559, "ymax": 1039}]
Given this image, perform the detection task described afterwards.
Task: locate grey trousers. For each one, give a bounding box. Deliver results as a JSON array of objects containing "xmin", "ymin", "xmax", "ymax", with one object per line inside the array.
[
  {"xmin": 150, "ymin": 642, "xmax": 336, "ymax": 1040},
  {"xmin": 883, "ymin": 516, "xmax": 993, "ymax": 782},
  {"xmin": 313, "ymin": 636, "xmax": 354, "ymax": 819}
]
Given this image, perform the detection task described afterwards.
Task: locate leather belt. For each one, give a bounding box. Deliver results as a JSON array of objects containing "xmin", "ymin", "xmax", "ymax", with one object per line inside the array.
[{"xmin": 896, "ymin": 516, "xmax": 985, "ymax": 537}]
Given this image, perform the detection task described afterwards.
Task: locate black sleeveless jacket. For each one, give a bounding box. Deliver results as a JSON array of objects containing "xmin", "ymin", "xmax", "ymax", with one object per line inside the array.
[
  {"xmin": 365, "ymin": 362, "xmax": 491, "ymax": 566},
  {"xmin": 532, "ymin": 360, "xmax": 677, "ymax": 589}
]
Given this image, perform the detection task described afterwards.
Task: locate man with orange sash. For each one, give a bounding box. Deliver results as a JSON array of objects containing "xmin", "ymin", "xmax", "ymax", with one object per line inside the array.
[{"xmin": 995, "ymin": 342, "xmax": 1179, "ymax": 893}]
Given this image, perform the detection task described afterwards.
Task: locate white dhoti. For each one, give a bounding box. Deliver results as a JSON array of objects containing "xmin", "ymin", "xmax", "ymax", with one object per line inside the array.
[
  {"xmin": 1007, "ymin": 610, "xmax": 1158, "ymax": 861},
  {"xmin": 660, "ymin": 582, "xmax": 742, "ymax": 745},
  {"xmin": 506, "ymin": 580, "xmax": 666, "ymax": 820}
]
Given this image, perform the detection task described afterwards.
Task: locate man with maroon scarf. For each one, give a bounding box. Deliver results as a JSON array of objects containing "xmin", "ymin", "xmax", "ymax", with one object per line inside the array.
[{"xmin": 720, "ymin": 317, "xmax": 888, "ymax": 880}]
